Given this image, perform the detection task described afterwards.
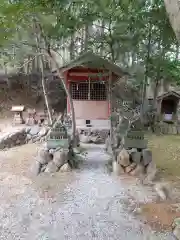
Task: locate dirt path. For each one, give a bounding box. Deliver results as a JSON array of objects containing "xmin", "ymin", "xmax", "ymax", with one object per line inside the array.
[{"xmin": 0, "ymin": 143, "xmax": 175, "ymax": 239}]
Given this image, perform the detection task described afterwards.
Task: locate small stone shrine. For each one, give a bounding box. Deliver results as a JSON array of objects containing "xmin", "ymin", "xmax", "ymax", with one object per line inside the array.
[
  {"xmin": 111, "ymin": 108, "xmax": 155, "ymax": 182},
  {"xmin": 47, "ymin": 122, "xmax": 69, "ymax": 149},
  {"xmin": 122, "ymin": 118, "xmax": 147, "ymax": 149},
  {"xmin": 26, "ymin": 108, "xmax": 37, "ymax": 125},
  {"xmin": 63, "ymin": 114, "xmax": 72, "ymax": 129},
  {"xmin": 38, "ymin": 111, "xmax": 48, "ymax": 125},
  {"xmin": 11, "ymin": 105, "xmax": 25, "ymax": 124}
]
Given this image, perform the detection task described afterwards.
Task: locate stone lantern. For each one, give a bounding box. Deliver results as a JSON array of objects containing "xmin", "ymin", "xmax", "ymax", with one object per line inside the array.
[{"xmin": 11, "ymin": 105, "xmax": 25, "ymax": 125}]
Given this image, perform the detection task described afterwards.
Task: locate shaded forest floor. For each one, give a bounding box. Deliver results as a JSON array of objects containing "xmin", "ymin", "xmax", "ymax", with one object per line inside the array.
[
  {"xmin": 140, "ymin": 134, "xmax": 180, "ymax": 232},
  {"xmin": 0, "ymin": 88, "xmax": 44, "ymax": 118},
  {"xmin": 148, "ymin": 134, "xmax": 180, "ymax": 181},
  {"xmin": 0, "ymin": 88, "xmax": 47, "ymax": 130}
]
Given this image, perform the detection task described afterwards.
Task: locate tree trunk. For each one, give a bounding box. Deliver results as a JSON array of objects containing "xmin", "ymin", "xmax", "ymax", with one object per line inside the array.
[
  {"xmin": 3, "ymin": 62, "xmax": 11, "ymax": 89},
  {"xmin": 39, "ymin": 55, "xmax": 53, "ymax": 125},
  {"xmin": 164, "ymin": 0, "xmax": 180, "ymax": 42},
  {"xmin": 80, "ymin": 28, "xmax": 84, "ymax": 52},
  {"xmin": 84, "ymin": 24, "xmax": 89, "ymax": 51},
  {"xmin": 108, "ymin": 18, "xmax": 115, "ymax": 62},
  {"xmin": 108, "ymin": 71, "xmax": 115, "ymax": 159},
  {"xmin": 33, "ymin": 17, "xmax": 76, "ymax": 145},
  {"xmin": 69, "ymin": 34, "xmax": 75, "ymax": 60},
  {"xmin": 141, "ymin": 20, "xmax": 152, "ymax": 120},
  {"xmin": 31, "ymin": 54, "xmax": 36, "ymax": 73},
  {"xmin": 100, "ymin": 20, "xmax": 105, "ymax": 55},
  {"xmin": 33, "ymin": 20, "xmax": 53, "ymax": 125},
  {"xmin": 176, "ymin": 42, "xmax": 179, "ymax": 59},
  {"xmin": 47, "ymin": 50, "xmax": 76, "ymax": 144},
  {"xmin": 26, "ymin": 55, "xmax": 31, "ymax": 92},
  {"xmin": 152, "ymin": 35, "xmax": 162, "ymax": 110}
]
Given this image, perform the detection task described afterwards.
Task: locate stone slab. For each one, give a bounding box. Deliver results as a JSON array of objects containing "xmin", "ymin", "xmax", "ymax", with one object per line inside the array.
[
  {"xmin": 123, "ymin": 137, "xmax": 147, "ymax": 149},
  {"xmin": 46, "ymin": 139, "xmax": 69, "ymax": 149}
]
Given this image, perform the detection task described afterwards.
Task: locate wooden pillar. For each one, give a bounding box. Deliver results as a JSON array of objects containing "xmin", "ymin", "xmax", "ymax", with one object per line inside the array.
[
  {"xmin": 157, "ymin": 99, "xmax": 162, "ymax": 121},
  {"xmin": 176, "ymin": 99, "xmax": 180, "ymax": 121},
  {"xmin": 108, "ymin": 71, "xmax": 113, "ymax": 149},
  {"xmin": 65, "ymin": 71, "xmax": 70, "ymax": 114}
]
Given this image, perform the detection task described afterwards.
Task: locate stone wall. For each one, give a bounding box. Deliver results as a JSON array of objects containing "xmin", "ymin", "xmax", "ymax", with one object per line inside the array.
[
  {"xmin": 31, "ymin": 143, "xmax": 83, "ymax": 176},
  {"xmin": 112, "ymin": 147, "xmax": 157, "ymax": 184},
  {"xmin": 0, "ymin": 128, "xmax": 27, "ymax": 149},
  {"xmin": 0, "ymin": 125, "xmax": 49, "ymax": 150},
  {"xmin": 79, "ymin": 129, "xmax": 109, "ymax": 144},
  {"xmin": 155, "ymin": 121, "xmax": 179, "ymax": 135}
]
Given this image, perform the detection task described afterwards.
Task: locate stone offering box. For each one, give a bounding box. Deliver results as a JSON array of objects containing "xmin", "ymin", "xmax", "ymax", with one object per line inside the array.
[{"xmin": 11, "ymin": 105, "xmax": 25, "ymax": 124}]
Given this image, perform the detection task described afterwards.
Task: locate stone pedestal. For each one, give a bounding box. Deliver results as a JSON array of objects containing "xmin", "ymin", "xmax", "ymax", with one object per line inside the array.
[
  {"xmin": 11, "ymin": 105, "xmax": 25, "ymax": 125},
  {"xmin": 13, "ymin": 112, "xmax": 24, "ymax": 124}
]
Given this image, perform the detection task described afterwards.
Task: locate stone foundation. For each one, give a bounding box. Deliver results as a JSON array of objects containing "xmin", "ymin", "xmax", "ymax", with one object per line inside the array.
[
  {"xmin": 0, "ymin": 125, "xmax": 49, "ymax": 150},
  {"xmin": 156, "ymin": 122, "xmax": 179, "ymax": 135},
  {"xmin": 79, "ymin": 129, "xmax": 109, "ymax": 144},
  {"xmin": 0, "ymin": 128, "xmax": 27, "ymax": 149},
  {"xmin": 31, "ymin": 145, "xmax": 83, "ymax": 176},
  {"xmin": 112, "ymin": 147, "xmax": 157, "ymax": 183}
]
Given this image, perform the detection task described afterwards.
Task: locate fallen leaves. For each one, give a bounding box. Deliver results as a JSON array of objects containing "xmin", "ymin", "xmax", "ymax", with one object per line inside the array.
[{"xmin": 141, "ymin": 202, "xmax": 180, "ymax": 231}]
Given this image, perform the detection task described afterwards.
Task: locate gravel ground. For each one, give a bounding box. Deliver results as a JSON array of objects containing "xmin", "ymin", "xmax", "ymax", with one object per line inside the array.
[{"xmin": 0, "ymin": 143, "xmax": 176, "ymax": 239}]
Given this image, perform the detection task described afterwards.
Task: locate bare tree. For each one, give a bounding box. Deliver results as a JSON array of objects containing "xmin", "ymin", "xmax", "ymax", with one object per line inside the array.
[
  {"xmin": 48, "ymin": 50, "xmax": 76, "ymax": 145},
  {"xmin": 33, "ymin": 18, "xmax": 76, "ymax": 144},
  {"xmin": 33, "ymin": 20, "xmax": 53, "ymax": 125}
]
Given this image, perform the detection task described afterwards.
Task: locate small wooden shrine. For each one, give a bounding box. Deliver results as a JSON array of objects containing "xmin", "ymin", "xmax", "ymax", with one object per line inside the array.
[
  {"xmin": 11, "ymin": 105, "xmax": 25, "ymax": 124},
  {"xmin": 56, "ymin": 52, "xmax": 128, "ymax": 132}
]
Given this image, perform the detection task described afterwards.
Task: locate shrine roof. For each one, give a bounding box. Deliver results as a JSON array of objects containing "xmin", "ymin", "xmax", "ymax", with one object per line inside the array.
[
  {"xmin": 157, "ymin": 90, "xmax": 180, "ymax": 100},
  {"xmin": 11, "ymin": 105, "xmax": 25, "ymax": 112},
  {"xmin": 57, "ymin": 52, "xmax": 129, "ymax": 77}
]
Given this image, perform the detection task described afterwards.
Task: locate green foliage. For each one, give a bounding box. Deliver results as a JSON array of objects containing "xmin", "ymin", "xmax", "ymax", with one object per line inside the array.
[
  {"xmin": 148, "ymin": 56, "xmax": 180, "ymax": 83},
  {"xmin": 163, "ymin": 59, "xmax": 180, "ymax": 84},
  {"xmin": 0, "ymin": 0, "xmax": 180, "ymax": 92}
]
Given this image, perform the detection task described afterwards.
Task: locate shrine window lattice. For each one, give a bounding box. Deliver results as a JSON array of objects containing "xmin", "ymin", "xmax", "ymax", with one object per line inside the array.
[{"xmin": 70, "ymin": 82, "xmax": 107, "ymax": 101}]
